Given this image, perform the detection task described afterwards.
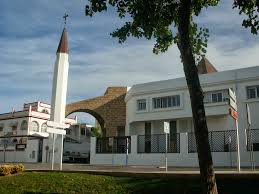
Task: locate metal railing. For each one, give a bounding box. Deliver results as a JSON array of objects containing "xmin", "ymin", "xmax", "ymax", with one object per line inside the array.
[
  {"xmin": 137, "ymin": 133, "xmax": 180, "ymax": 153},
  {"xmin": 96, "ymin": 136, "xmax": 131, "ymax": 154},
  {"xmin": 188, "ymin": 130, "xmax": 237, "ymax": 153},
  {"xmin": 246, "ymin": 129, "xmax": 259, "ymax": 151}
]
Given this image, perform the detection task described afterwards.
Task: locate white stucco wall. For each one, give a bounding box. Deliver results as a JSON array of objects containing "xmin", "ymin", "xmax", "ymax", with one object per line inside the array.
[{"xmin": 90, "ymin": 134, "xmax": 259, "ymax": 167}]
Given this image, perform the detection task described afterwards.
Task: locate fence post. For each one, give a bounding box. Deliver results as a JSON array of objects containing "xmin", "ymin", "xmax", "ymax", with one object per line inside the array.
[
  {"xmin": 126, "ymin": 137, "xmax": 129, "ymax": 166},
  {"xmin": 180, "ymin": 133, "xmax": 188, "ymax": 154},
  {"xmin": 131, "ymin": 135, "xmax": 137, "ymax": 155},
  {"xmin": 210, "ymin": 132, "xmax": 213, "ymax": 152},
  {"xmin": 235, "ymin": 119, "xmax": 241, "ymax": 172},
  {"xmin": 51, "ymin": 134, "xmax": 56, "ymax": 170},
  {"xmin": 165, "ymin": 134, "xmax": 168, "ymax": 172},
  {"xmin": 229, "ymin": 136, "xmax": 232, "ymax": 167},
  {"xmin": 112, "ymin": 137, "xmax": 114, "ymax": 166},
  {"xmin": 90, "ymin": 137, "xmax": 96, "ymax": 164}
]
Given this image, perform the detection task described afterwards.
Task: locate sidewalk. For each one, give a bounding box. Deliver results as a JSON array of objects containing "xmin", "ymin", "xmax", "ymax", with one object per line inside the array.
[{"xmin": 20, "ymin": 163, "xmax": 259, "ymax": 178}]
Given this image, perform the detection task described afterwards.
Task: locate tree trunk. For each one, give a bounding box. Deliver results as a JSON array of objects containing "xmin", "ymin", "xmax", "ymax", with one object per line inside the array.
[{"xmin": 178, "ymin": 0, "xmax": 218, "ymax": 193}]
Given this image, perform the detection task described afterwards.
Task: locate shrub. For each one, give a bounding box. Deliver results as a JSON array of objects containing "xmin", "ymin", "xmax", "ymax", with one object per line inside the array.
[
  {"xmin": 0, "ymin": 165, "xmax": 12, "ymax": 176},
  {"xmin": 11, "ymin": 164, "xmax": 25, "ymax": 174},
  {"xmin": 0, "ymin": 164, "xmax": 24, "ymax": 176},
  {"xmin": 91, "ymin": 127, "xmax": 102, "ymax": 137}
]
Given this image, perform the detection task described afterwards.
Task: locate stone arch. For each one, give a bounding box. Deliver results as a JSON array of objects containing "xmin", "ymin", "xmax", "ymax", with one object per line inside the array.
[
  {"xmin": 66, "ymin": 87, "xmax": 127, "ymax": 137},
  {"xmin": 66, "ymin": 109, "xmax": 105, "ymax": 135}
]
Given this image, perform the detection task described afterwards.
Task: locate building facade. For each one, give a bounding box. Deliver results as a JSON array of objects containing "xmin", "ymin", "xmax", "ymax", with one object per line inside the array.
[
  {"xmin": 91, "ymin": 64, "xmax": 259, "ymax": 167},
  {"xmin": 63, "ymin": 123, "xmax": 93, "ymax": 163},
  {"xmin": 0, "ymin": 101, "xmax": 76, "ymax": 163}
]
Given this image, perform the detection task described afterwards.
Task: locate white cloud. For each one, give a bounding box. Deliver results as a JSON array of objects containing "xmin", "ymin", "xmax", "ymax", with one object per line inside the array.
[
  {"xmin": 1, "ymin": 0, "xmax": 259, "ymax": 124},
  {"xmin": 207, "ymin": 39, "xmax": 259, "ymax": 71}
]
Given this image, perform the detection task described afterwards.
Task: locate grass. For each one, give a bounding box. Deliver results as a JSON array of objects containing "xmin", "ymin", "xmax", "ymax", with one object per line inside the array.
[{"xmin": 0, "ymin": 172, "xmax": 258, "ymax": 194}]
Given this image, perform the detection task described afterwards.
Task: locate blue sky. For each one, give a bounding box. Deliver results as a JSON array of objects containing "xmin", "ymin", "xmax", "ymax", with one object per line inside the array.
[{"xmin": 1, "ymin": 0, "xmax": 259, "ymax": 124}]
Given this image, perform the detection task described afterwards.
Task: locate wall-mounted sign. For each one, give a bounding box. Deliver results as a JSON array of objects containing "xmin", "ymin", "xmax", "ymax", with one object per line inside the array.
[
  {"xmin": 109, "ymin": 137, "xmax": 113, "ymax": 147},
  {"xmin": 16, "ymin": 144, "xmax": 26, "ymax": 150},
  {"xmin": 229, "ymin": 108, "xmax": 238, "ymax": 120},
  {"xmin": 164, "ymin": 122, "xmax": 170, "ymax": 134}
]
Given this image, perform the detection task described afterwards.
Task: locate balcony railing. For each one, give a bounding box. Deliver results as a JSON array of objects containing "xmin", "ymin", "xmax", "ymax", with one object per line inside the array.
[
  {"xmin": 188, "ymin": 130, "xmax": 237, "ymax": 153},
  {"xmin": 137, "ymin": 133, "xmax": 180, "ymax": 153},
  {"xmin": 96, "ymin": 136, "xmax": 131, "ymax": 154}
]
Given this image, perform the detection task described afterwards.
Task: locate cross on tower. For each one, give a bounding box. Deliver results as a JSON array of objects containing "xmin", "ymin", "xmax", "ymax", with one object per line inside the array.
[{"xmin": 63, "ymin": 13, "xmax": 69, "ymax": 25}]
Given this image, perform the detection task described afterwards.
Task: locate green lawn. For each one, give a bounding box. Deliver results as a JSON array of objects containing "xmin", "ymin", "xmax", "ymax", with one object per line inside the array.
[{"xmin": 0, "ymin": 172, "xmax": 258, "ymax": 194}]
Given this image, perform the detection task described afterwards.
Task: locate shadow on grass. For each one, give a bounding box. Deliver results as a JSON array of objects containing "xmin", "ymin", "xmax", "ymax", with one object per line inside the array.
[
  {"xmin": 23, "ymin": 192, "xmax": 44, "ymax": 194},
  {"xmin": 23, "ymin": 192, "xmax": 59, "ymax": 194},
  {"xmin": 116, "ymin": 177, "xmax": 201, "ymax": 194},
  {"xmin": 115, "ymin": 176, "xmax": 259, "ymax": 194},
  {"xmin": 2, "ymin": 172, "xmax": 259, "ymax": 194}
]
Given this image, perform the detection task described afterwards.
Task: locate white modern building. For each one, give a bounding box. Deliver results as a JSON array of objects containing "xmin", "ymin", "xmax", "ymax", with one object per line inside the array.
[
  {"xmin": 63, "ymin": 123, "xmax": 93, "ymax": 163},
  {"xmin": 91, "ymin": 59, "xmax": 259, "ymax": 167},
  {"xmin": 0, "ymin": 101, "xmax": 76, "ymax": 163}
]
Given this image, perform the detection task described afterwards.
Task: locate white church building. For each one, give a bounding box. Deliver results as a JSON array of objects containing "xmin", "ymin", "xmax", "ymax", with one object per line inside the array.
[{"xmin": 90, "ymin": 59, "xmax": 259, "ymax": 168}]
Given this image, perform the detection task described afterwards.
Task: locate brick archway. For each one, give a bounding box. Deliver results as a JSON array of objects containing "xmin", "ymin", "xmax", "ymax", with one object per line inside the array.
[{"xmin": 66, "ymin": 87, "xmax": 127, "ymax": 137}]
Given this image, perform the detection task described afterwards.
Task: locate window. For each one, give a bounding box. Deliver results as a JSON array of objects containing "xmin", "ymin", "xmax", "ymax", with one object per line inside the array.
[
  {"xmin": 19, "ymin": 137, "xmax": 27, "ymax": 144},
  {"xmin": 12, "ymin": 138, "xmax": 18, "ymax": 144},
  {"xmin": 153, "ymin": 95, "xmax": 180, "ymax": 109},
  {"xmin": 31, "ymin": 151, "xmax": 35, "ymax": 159},
  {"xmin": 31, "ymin": 121, "xmax": 39, "ymax": 132},
  {"xmin": 137, "ymin": 99, "xmax": 147, "ymax": 111},
  {"xmin": 66, "ymin": 128, "xmax": 72, "ymax": 135},
  {"xmin": 81, "ymin": 128, "xmax": 86, "ymax": 136},
  {"xmin": 211, "ymin": 92, "xmax": 223, "ymax": 103},
  {"xmin": 247, "ymin": 86, "xmax": 259, "ymax": 99},
  {"xmin": 12, "ymin": 125, "xmax": 17, "ymax": 131},
  {"xmin": 41, "ymin": 123, "xmax": 47, "ymax": 132},
  {"xmin": 41, "ymin": 109, "xmax": 49, "ymax": 114},
  {"xmin": 9, "ymin": 121, "xmax": 18, "ymax": 130},
  {"xmin": 20, "ymin": 120, "xmax": 28, "ymax": 130}
]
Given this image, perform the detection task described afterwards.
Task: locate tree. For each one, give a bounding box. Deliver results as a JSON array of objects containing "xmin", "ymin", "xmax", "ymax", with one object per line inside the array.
[
  {"xmin": 85, "ymin": 0, "xmax": 258, "ymax": 193},
  {"xmin": 91, "ymin": 127, "xmax": 102, "ymax": 137}
]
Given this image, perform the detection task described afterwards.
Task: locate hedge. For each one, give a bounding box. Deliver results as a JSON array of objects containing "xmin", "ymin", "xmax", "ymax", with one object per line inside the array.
[{"xmin": 0, "ymin": 164, "xmax": 24, "ymax": 176}]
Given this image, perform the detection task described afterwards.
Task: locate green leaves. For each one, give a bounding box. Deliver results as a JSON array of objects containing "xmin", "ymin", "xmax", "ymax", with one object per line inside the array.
[
  {"xmin": 190, "ymin": 22, "xmax": 209, "ymax": 61},
  {"xmin": 91, "ymin": 127, "xmax": 102, "ymax": 137},
  {"xmin": 85, "ymin": 0, "xmax": 258, "ymax": 57},
  {"xmin": 85, "ymin": 0, "xmax": 107, "ymax": 16},
  {"xmin": 233, "ymin": 0, "xmax": 259, "ymax": 34}
]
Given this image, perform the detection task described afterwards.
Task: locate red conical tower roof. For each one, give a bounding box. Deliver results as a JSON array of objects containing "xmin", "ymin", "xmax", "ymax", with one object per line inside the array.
[
  {"xmin": 197, "ymin": 55, "xmax": 217, "ymax": 74},
  {"xmin": 56, "ymin": 28, "xmax": 69, "ymax": 54}
]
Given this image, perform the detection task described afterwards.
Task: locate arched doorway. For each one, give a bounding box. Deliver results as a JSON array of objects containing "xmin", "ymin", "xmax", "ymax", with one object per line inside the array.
[
  {"xmin": 63, "ymin": 111, "xmax": 103, "ymax": 164},
  {"xmin": 67, "ymin": 109, "xmax": 106, "ymax": 136}
]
